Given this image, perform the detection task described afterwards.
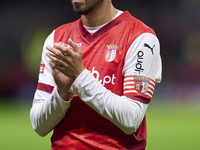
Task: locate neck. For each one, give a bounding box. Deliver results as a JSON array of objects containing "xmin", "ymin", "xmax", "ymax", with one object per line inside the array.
[{"xmin": 81, "ymin": 2, "xmax": 117, "ymax": 27}]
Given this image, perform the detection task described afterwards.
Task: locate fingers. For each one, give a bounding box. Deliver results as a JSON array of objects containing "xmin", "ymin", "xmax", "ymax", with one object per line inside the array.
[
  {"xmin": 68, "ymin": 38, "xmax": 82, "ymax": 55},
  {"xmin": 46, "ymin": 39, "xmax": 82, "ymax": 70},
  {"xmin": 46, "ymin": 38, "xmax": 82, "ymax": 57},
  {"xmin": 46, "ymin": 44, "xmax": 72, "ymax": 71},
  {"xmin": 46, "ymin": 52, "xmax": 65, "ymax": 67},
  {"xmin": 46, "ymin": 45, "xmax": 65, "ymax": 59},
  {"xmin": 55, "ymin": 43, "xmax": 73, "ymax": 56}
]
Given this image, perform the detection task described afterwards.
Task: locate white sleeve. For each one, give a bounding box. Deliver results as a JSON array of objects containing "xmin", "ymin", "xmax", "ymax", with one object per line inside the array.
[
  {"xmin": 70, "ymin": 69, "xmax": 148, "ymax": 135},
  {"xmin": 123, "ymin": 33, "xmax": 162, "ymax": 83},
  {"xmin": 30, "ymin": 31, "xmax": 72, "ymax": 137},
  {"xmin": 123, "ymin": 33, "xmax": 161, "ymax": 101},
  {"xmin": 30, "ymin": 88, "xmax": 72, "ymax": 136}
]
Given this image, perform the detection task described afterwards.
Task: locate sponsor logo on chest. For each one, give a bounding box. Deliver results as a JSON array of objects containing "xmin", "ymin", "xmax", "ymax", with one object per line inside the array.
[{"xmin": 90, "ymin": 67, "xmax": 116, "ymax": 85}]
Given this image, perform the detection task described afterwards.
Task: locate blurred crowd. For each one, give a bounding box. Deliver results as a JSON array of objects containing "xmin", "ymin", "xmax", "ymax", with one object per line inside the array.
[{"xmin": 0, "ymin": 0, "xmax": 200, "ymax": 102}]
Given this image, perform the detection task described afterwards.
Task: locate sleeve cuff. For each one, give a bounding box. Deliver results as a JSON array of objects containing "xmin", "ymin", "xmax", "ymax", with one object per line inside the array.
[
  {"xmin": 52, "ymin": 86, "xmax": 73, "ymax": 112},
  {"xmin": 69, "ymin": 68, "xmax": 89, "ymax": 93}
]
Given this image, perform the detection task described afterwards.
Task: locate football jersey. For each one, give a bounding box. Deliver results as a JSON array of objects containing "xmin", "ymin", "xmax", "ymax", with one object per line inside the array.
[{"xmin": 36, "ymin": 11, "xmax": 161, "ymax": 150}]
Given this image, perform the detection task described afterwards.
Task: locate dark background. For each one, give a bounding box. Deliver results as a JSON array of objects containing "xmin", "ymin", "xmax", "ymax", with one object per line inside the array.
[{"xmin": 1, "ymin": 0, "xmax": 200, "ymax": 105}]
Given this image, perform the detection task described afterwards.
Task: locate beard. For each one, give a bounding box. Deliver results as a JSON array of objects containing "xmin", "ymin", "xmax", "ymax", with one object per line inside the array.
[{"xmin": 71, "ymin": 0, "xmax": 103, "ymax": 15}]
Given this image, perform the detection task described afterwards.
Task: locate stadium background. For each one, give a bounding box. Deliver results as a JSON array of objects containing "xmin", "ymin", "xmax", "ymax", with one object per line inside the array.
[{"xmin": 0, "ymin": 0, "xmax": 200, "ymax": 149}]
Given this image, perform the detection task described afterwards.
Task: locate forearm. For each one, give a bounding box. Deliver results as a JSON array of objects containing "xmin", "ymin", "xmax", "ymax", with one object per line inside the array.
[
  {"xmin": 30, "ymin": 87, "xmax": 72, "ymax": 136},
  {"xmin": 70, "ymin": 69, "xmax": 148, "ymax": 135}
]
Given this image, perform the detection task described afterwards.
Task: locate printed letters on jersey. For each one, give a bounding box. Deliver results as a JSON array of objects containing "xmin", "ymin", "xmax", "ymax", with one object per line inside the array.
[{"xmin": 135, "ymin": 51, "xmax": 144, "ymax": 74}]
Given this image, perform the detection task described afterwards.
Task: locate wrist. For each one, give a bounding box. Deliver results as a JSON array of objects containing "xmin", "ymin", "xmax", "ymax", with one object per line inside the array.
[
  {"xmin": 57, "ymin": 88, "xmax": 73, "ymax": 101},
  {"xmin": 72, "ymin": 67, "xmax": 85, "ymax": 80}
]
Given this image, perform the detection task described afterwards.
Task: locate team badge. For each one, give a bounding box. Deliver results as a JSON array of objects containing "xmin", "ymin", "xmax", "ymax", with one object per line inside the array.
[
  {"xmin": 105, "ymin": 45, "xmax": 119, "ymax": 62},
  {"xmin": 134, "ymin": 76, "xmax": 149, "ymax": 93}
]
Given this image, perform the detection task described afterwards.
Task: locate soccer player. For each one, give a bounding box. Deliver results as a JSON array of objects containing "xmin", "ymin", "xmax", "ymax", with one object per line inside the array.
[{"xmin": 30, "ymin": 0, "xmax": 162, "ymax": 149}]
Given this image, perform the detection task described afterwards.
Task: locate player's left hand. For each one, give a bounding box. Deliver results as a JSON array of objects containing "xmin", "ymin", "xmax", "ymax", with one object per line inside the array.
[{"xmin": 46, "ymin": 38, "xmax": 85, "ymax": 80}]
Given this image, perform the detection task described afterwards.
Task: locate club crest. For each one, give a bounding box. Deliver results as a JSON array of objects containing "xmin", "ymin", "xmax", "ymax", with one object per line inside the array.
[
  {"xmin": 134, "ymin": 76, "xmax": 149, "ymax": 93},
  {"xmin": 105, "ymin": 45, "xmax": 119, "ymax": 62}
]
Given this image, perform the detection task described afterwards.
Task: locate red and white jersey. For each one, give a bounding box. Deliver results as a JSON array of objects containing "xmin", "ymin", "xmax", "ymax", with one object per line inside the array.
[{"xmin": 36, "ymin": 11, "xmax": 161, "ymax": 149}]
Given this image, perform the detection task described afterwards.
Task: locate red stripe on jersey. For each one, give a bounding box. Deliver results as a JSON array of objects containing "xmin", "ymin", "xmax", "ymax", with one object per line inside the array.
[
  {"xmin": 37, "ymin": 83, "xmax": 54, "ymax": 93},
  {"xmin": 148, "ymin": 82, "xmax": 155, "ymax": 87},
  {"xmin": 124, "ymin": 79, "xmax": 134, "ymax": 83},
  {"xmin": 124, "ymin": 75, "xmax": 135, "ymax": 79},
  {"xmin": 124, "ymin": 83, "xmax": 134, "ymax": 87},
  {"xmin": 124, "ymin": 76, "xmax": 155, "ymax": 84},
  {"xmin": 148, "ymin": 86, "xmax": 154, "ymax": 93},
  {"xmin": 124, "ymin": 75, "xmax": 155, "ymax": 83},
  {"xmin": 146, "ymin": 91, "xmax": 153, "ymax": 97},
  {"xmin": 124, "ymin": 88, "xmax": 135, "ymax": 91},
  {"xmin": 126, "ymin": 95, "xmax": 150, "ymax": 104},
  {"xmin": 124, "ymin": 88, "xmax": 154, "ymax": 100}
]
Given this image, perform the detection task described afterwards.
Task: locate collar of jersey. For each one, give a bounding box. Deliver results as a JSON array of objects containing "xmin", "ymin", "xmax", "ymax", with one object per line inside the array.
[
  {"xmin": 78, "ymin": 11, "xmax": 130, "ymax": 43},
  {"xmin": 83, "ymin": 10, "xmax": 123, "ymax": 35}
]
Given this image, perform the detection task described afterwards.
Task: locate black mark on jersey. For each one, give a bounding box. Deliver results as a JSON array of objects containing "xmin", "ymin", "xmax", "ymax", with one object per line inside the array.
[
  {"xmin": 144, "ymin": 43, "xmax": 155, "ymax": 55},
  {"xmin": 135, "ymin": 51, "xmax": 144, "ymax": 74}
]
